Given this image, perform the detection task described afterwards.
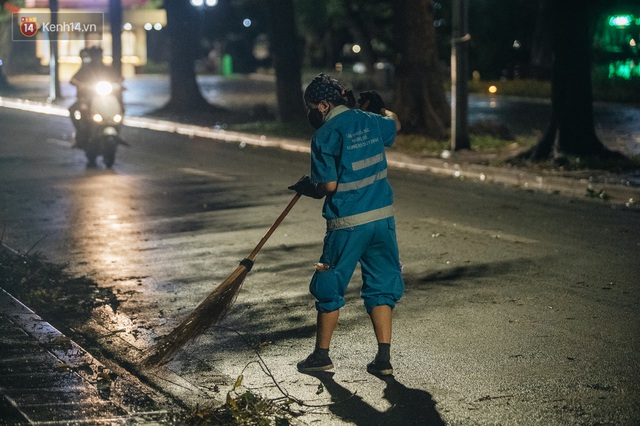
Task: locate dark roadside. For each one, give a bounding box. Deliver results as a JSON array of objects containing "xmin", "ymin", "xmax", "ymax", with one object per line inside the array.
[
  {"xmin": 0, "ymin": 241, "xmax": 299, "ymax": 425},
  {"xmin": 0, "ymin": 244, "xmax": 185, "ymax": 424}
]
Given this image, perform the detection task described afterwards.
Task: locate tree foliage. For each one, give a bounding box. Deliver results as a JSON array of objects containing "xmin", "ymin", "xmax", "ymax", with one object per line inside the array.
[
  {"xmin": 295, "ymin": 0, "xmax": 449, "ymax": 137},
  {"xmin": 294, "ymin": 0, "xmax": 393, "ymax": 70},
  {"xmin": 467, "ymin": 0, "xmax": 540, "ymax": 80}
]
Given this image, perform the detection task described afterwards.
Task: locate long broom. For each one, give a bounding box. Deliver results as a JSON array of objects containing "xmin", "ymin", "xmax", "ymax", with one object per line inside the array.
[{"xmin": 143, "ymin": 193, "xmax": 302, "ymax": 366}]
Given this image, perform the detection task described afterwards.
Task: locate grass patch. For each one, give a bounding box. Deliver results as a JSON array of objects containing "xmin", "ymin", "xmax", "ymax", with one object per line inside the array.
[
  {"xmin": 135, "ymin": 60, "xmax": 169, "ymax": 74},
  {"xmin": 230, "ymin": 120, "xmax": 313, "ymax": 140},
  {"xmin": 229, "ymin": 118, "xmax": 538, "ymax": 159},
  {"xmin": 392, "ymin": 134, "xmax": 448, "ymax": 155},
  {"xmin": 468, "ymin": 77, "xmax": 640, "ymax": 104},
  {"xmin": 227, "ymin": 121, "xmax": 536, "ymax": 159},
  {"xmin": 392, "ymin": 132, "xmax": 537, "ymax": 158},
  {"xmin": 468, "ymin": 79, "xmax": 551, "ymax": 98},
  {"xmin": 592, "ymin": 79, "xmax": 640, "ymax": 104},
  {"xmin": 506, "ymin": 152, "xmax": 640, "ymax": 173}
]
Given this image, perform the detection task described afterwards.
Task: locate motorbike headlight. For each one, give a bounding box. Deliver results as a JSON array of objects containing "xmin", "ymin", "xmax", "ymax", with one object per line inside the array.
[
  {"xmin": 73, "ymin": 110, "xmax": 82, "ymax": 120},
  {"xmin": 95, "ymin": 81, "xmax": 113, "ymax": 96},
  {"xmin": 113, "ymin": 114, "xmax": 123, "ymax": 123},
  {"xmin": 93, "ymin": 113, "xmax": 103, "ymax": 123}
]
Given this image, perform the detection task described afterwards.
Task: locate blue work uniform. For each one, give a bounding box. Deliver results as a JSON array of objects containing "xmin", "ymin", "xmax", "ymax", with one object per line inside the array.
[{"xmin": 309, "ymin": 105, "xmax": 404, "ymax": 313}]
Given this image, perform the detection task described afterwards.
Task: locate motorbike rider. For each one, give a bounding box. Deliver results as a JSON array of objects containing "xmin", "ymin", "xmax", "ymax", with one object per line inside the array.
[{"xmin": 69, "ymin": 46, "xmax": 123, "ymax": 148}]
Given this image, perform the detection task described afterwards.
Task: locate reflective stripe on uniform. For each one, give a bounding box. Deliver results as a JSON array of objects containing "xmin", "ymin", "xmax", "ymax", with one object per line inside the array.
[
  {"xmin": 326, "ymin": 205, "xmax": 394, "ymax": 231},
  {"xmin": 352, "ymin": 153, "xmax": 384, "ymax": 171},
  {"xmin": 336, "ymin": 169, "xmax": 388, "ymax": 192}
]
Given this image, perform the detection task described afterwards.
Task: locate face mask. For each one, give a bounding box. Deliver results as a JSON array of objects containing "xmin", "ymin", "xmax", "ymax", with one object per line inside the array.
[{"xmin": 307, "ymin": 108, "xmax": 325, "ymax": 129}]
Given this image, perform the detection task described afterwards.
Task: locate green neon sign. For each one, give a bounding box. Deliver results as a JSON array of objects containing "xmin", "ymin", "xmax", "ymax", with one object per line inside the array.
[{"xmin": 609, "ymin": 15, "xmax": 633, "ymax": 27}]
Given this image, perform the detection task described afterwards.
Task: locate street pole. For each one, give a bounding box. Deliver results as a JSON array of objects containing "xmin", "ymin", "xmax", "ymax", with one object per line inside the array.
[
  {"xmin": 48, "ymin": 0, "xmax": 60, "ymax": 101},
  {"xmin": 451, "ymin": 0, "xmax": 470, "ymax": 151},
  {"xmin": 109, "ymin": 0, "xmax": 122, "ymax": 77}
]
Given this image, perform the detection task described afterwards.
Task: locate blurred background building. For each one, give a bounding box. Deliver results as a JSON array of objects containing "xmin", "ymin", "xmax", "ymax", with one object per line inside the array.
[{"xmin": 11, "ymin": 0, "xmax": 165, "ymax": 79}]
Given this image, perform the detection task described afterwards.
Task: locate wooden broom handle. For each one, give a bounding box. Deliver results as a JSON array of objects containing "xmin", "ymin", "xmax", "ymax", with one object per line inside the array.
[{"xmin": 246, "ymin": 193, "xmax": 302, "ymax": 262}]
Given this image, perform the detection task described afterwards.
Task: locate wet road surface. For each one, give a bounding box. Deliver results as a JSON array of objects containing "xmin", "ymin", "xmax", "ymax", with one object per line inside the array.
[{"xmin": 0, "ymin": 105, "xmax": 639, "ymax": 425}]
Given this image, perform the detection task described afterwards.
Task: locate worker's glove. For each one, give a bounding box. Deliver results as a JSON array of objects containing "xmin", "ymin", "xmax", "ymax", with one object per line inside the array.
[
  {"xmin": 288, "ymin": 175, "xmax": 324, "ymax": 199},
  {"xmin": 358, "ymin": 91, "xmax": 386, "ymax": 114}
]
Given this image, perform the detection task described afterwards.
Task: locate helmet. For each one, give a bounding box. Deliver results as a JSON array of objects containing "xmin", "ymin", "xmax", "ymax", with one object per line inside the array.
[{"xmin": 80, "ymin": 46, "xmax": 103, "ymax": 64}]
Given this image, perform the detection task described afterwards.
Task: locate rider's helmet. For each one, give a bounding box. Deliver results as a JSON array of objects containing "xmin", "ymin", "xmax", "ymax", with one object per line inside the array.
[{"xmin": 80, "ymin": 46, "xmax": 103, "ymax": 64}]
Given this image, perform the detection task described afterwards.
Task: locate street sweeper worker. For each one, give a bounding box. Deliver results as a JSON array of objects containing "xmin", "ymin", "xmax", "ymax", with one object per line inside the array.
[{"xmin": 288, "ymin": 73, "xmax": 404, "ymax": 376}]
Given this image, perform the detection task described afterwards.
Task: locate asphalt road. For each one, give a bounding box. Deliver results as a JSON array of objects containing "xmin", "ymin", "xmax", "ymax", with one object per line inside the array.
[{"xmin": 0, "ymin": 107, "xmax": 639, "ymax": 425}]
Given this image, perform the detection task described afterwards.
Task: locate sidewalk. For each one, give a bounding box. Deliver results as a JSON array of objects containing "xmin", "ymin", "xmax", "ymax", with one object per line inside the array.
[{"xmin": 0, "ymin": 289, "xmax": 181, "ymax": 424}]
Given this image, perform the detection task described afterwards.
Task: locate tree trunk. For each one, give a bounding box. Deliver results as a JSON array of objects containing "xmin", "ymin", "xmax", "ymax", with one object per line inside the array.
[
  {"xmin": 527, "ymin": 0, "xmax": 621, "ymax": 160},
  {"xmin": 163, "ymin": 0, "xmax": 210, "ymax": 112},
  {"xmin": 266, "ymin": 0, "xmax": 305, "ymax": 123},
  {"xmin": 392, "ymin": 0, "xmax": 449, "ymax": 139}
]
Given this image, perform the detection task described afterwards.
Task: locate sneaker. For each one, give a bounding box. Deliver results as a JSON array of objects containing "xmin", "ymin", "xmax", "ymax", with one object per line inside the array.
[
  {"xmin": 297, "ymin": 351, "xmax": 334, "ymax": 372},
  {"xmin": 367, "ymin": 359, "xmax": 393, "ymax": 376}
]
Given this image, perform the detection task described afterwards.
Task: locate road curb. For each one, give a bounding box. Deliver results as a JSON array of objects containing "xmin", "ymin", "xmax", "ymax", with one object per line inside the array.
[
  {"xmin": 0, "ymin": 288, "xmax": 181, "ymax": 424},
  {"xmin": 1, "ymin": 95, "xmax": 638, "ymax": 209}
]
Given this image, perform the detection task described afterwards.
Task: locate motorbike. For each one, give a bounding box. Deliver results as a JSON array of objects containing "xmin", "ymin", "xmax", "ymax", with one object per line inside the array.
[{"xmin": 71, "ymin": 80, "xmax": 126, "ymax": 168}]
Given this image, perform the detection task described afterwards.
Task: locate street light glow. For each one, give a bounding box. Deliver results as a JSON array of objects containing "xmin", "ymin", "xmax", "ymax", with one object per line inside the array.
[{"xmin": 243, "ymin": 18, "xmax": 252, "ymax": 28}]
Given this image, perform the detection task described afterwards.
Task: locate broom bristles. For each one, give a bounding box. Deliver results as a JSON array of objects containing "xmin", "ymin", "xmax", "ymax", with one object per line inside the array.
[
  {"xmin": 143, "ymin": 194, "xmax": 302, "ymax": 367},
  {"xmin": 143, "ymin": 264, "xmax": 250, "ymax": 366}
]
